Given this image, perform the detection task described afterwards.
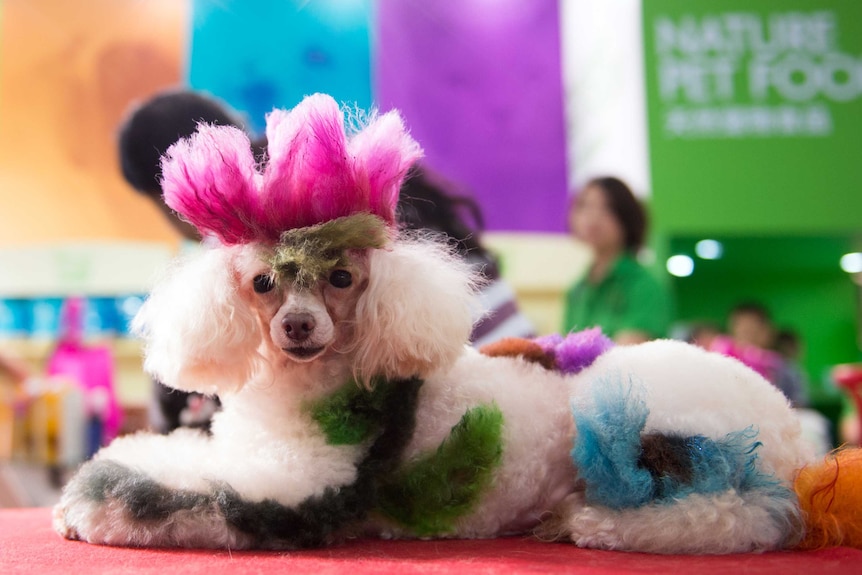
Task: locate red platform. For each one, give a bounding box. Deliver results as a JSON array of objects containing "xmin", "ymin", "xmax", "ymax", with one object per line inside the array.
[{"xmin": 2, "ymin": 508, "xmax": 862, "ymax": 574}]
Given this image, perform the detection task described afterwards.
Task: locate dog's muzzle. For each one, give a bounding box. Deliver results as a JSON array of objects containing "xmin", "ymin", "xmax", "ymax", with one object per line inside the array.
[{"xmin": 281, "ymin": 312, "xmax": 326, "ymax": 361}]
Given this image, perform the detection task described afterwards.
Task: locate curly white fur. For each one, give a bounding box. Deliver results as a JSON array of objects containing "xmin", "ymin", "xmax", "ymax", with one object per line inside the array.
[
  {"xmin": 131, "ymin": 247, "xmax": 264, "ymax": 395},
  {"xmin": 353, "ymin": 240, "xmax": 478, "ymax": 381},
  {"xmin": 55, "ymin": 236, "xmax": 816, "ymax": 553}
]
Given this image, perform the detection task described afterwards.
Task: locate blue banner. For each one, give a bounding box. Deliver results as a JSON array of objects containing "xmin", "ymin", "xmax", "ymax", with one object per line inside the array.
[{"xmin": 189, "ymin": 0, "xmax": 372, "ymax": 134}]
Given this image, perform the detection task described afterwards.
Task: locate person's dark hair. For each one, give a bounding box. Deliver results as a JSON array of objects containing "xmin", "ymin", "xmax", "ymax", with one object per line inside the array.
[
  {"xmin": 582, "ymin": 177, "xmax": 647, "ymax": 253},
  {"xmin": 774, "ymin": 328, "xmax": 801, "ymax": 358},
  {"xmin": 118, "ymin": 91, "xmax": 264, "ymax": 198},
  {"xmin": 729, "ymin": 301, "xmax": 772, "ymax": 323},
  {"xmin": 397, "ymin": 166, "xmax": 499, "ymax": 279},
  {"xmin": 775, "ymin": 329, "xmax": 799, "ymax": 347}
]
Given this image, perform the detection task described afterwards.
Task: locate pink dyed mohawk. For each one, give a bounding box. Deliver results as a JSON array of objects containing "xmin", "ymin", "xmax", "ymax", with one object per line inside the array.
[{"xmin": 160, "ymin": 93, "xmax": 422, "ymax": 245}]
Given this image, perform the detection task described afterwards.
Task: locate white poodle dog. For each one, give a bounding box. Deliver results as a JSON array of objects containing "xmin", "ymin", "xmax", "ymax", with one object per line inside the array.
[{"xmin": 54, "ymin": 95, "xmax": 817, "ymax": 553}]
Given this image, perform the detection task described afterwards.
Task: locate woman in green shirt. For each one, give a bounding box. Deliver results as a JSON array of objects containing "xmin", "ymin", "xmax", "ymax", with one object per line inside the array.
[{"xmin": 563, "ymin": 177, "xmax": 672, "ymax": 344}]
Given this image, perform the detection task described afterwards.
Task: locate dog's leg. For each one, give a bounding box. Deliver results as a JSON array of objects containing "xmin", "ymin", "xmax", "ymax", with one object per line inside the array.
[
  {"xmin": 54, "ymin": 429, "xmax": 254, "ymax": 548},
  {"xmin": 54, "ymin": 458, "xmax": 253, "ymax": 548},
  {"xmin": 544, "ymin": 487, "xmax": 801, "ymax": 554}
]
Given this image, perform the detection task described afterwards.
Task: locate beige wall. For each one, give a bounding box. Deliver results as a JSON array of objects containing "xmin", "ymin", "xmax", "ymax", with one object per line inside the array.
[{"xmin": 484, "ymin": 233, "xmax": 591, "ymax": 336}]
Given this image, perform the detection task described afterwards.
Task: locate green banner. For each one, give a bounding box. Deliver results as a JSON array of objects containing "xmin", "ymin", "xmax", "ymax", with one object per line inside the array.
[{"xmin": 643, "ymin": 1, "xmax": 862, "ymax": 234}]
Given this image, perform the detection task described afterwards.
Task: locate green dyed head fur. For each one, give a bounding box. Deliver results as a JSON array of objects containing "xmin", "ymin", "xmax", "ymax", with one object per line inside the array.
[{"xmin": 268, "ymin": 213, "xmax": 390, "ymax": 288}]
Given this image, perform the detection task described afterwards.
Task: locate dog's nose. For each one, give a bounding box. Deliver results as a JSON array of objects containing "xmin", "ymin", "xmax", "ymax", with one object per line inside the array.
[{"xmin": 282, "ymin": 313, "xmax": 316, "ymax": 342}]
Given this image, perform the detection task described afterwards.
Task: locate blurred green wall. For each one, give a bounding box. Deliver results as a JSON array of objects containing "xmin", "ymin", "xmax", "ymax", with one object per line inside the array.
[{"xmin": 641, "ymin": 2, "xmax": 862, "ymax": 433}]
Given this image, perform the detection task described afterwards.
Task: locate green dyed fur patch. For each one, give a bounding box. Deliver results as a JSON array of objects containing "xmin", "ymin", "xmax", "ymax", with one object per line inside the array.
[
  {"xmin": 306, "ymin": 377, "xmax": 401, "ymax": 446},
  {"xmin": 377, "ymin": 404, "xmax": 505, "ymax": 536},
  {"xmin": 270, "ymin": 213, "xmax": 389, "ymax": 288}
]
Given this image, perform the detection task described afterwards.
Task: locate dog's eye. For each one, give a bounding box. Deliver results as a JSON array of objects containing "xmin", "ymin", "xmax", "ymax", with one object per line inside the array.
[
  {"xmin": 253, "ymin": 274, "xmax": 275, "ymax": 293},
  {"xmin": 328, "ymin": 269, "xmax": 352, "ymax": 289}
]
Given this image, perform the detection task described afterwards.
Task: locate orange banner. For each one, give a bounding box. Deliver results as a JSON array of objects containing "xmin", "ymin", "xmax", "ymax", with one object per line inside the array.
[{"xmin": 0, "ymin": 0, "xmax": 188, "ymax": 246}]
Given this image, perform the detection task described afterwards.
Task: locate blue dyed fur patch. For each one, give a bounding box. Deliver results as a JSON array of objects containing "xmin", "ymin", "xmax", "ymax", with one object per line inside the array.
[{"xmin": 571, "ymin": 376, "xmax": 792, "ymax": 509}]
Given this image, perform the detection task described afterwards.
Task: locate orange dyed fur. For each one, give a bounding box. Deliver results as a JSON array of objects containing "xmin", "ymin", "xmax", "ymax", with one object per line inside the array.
[
  {"xmin": 479, "ymin": 338, "xmax": 556, "ymax": 370},
  {"xmin": 795, "ymin": 447, "xmax": 862, "ymax": 549}
]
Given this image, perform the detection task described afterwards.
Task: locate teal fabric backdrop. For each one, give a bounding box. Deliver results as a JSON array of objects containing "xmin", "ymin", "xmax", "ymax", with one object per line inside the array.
[{"xmin": 188, "ymin": 0, "xmax": 372, "ymax": 134}]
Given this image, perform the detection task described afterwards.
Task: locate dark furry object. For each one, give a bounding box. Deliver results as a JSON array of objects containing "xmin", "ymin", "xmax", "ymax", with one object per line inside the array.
[
  {"xmin": 118, "ymin": 92, "xmax": 254, "ymax": 197},
  {"xmin": 637, "ymin": 433, "xmax": 695, "ymax": 491}
]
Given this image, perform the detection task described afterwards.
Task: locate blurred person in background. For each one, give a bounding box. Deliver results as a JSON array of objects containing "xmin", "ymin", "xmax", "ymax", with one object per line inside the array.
[
  {"xmin": 562, "ymin": 177, "xmax": 672, "ymax": 344},
  {"xmin": 773, "ymin": 328, "xmax": 810, "ymax": 408},
  {"xmin": 727, "ymin": 302, "xmax": 774, "ymax": 350},
  {"xmin": 834, "ymin": 362, "xmax": 862, "ymax": 446},
  {"xmin": 397, "ymin": 166, "xmax": 535, "ymax": 347},
  {"xmin": 711, "ymin": 304, "xmax": 829, "ymax": 452},
  {"xmin": 0, "ymin": 349, "xmax": 31, "ymax": 506},
  {"xmin": 838, "ymin": 402, "xmax": 862, "ymax": 445},
  {"xmin": 710, "ymin": 302, "xmax": 807, "ymax": 407},
  {"xmin": 119, "ymin": 90, "xmax": 267, "ymax": 244},
  {"xmin": 118, "ymin": 90, "xmax": 265, "ymax": 433},
  {"xmin": 710, "ymin": 302, "xmax": 778, "ymax": 378},
  {"xmin": 840, "ymin": 409, "xmax": 860, "ymax": 446},
  {"xmin": 771, "ymin": 328, "xmax": 833, "ymax": 452}
]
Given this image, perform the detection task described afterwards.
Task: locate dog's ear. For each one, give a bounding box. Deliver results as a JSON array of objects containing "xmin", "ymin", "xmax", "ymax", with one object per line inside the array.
[
  {"xmin": 132, "ymin": 247, "xmax": 262, "ymax": 395},
  {"xmin": 353, "ymin": 240, "xmax": 477, "ymax": 381}
]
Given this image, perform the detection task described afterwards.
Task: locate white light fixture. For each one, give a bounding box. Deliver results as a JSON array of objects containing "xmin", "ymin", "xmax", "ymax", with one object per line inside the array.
[
  {"xmin": 666, "ymin": 255, "xmax": 694, "ymax": 277},
  {"xmin": 840, "ymin": 252, "xmax": 862, "ymax": 274},
  {"xmin": 695, "ymin": 239, "xmax": 723, "ymax": 260}
]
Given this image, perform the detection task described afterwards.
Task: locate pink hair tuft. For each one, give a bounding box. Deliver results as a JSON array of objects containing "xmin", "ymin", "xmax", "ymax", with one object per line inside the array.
[
  {"xmin": 262, "ymin": 95, "xmax": 358, "ymax": 231},
  {"xmin": 349, "ymin": 111, "xmax": 423, "ymax": 225},
  {"xmin": 160, "ymin": 93, "xmax": 421, "ymax": 244},
  {"xmin": 161, "ymin": 124, "xmax": 263, "ymax": 245}
]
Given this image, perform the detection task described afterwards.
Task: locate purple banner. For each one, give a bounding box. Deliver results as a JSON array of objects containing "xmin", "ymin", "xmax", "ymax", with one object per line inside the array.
[{"xmin": 375, "ymin": 0, "xmax": 568, "ymax": 232}]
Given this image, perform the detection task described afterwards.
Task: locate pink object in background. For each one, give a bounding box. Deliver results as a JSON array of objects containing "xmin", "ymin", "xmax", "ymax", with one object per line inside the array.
[
  {"xmin": 708, "ymin": 335, "xmax": 781, "ymax": 382},
  {"xmin": 834, "ymin": 363, "xmax": 862, "ymax": 435},
  {"xmin": 45, "ymin": 297, "xmax": 121, "ymax": 450}
]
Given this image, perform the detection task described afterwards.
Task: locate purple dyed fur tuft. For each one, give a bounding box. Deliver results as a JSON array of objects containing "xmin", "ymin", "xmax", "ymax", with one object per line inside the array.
[
  {"xmin": 534, "ymin": 328, "xmax": 614, "ymax": 374},
  {"xmin": 160, "ymin": 93, "xmax": 422, "ymax": 245}
]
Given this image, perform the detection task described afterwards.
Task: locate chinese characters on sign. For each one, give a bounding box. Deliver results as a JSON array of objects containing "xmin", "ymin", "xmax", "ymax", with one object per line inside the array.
[{"xmin": 654, "ymin": 11, "xmax": 858, "ymax": 138}]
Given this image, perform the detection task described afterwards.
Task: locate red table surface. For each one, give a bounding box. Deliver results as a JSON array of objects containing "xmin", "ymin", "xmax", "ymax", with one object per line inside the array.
[{"xmin": 2, "ymin": 508, "xmax": 861, "ymax": 575}]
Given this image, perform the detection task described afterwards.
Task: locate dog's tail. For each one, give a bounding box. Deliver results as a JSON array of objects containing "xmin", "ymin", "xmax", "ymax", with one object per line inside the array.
[{"xmin": 794, "ymin": 447, "xmax": 862, "ymax": 549}]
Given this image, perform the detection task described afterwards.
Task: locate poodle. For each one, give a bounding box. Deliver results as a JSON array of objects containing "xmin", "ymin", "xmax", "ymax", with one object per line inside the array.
[{"xmin": 54, "ymin": 94, "xmax": 849, "ymax": 553}]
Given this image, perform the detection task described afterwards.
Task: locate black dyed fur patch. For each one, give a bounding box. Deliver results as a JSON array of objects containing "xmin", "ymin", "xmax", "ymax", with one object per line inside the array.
[
  {"xmin": 79, "ymin": 459, "xmax": 209, "ymax": 521},
  {"xmin": 637, "ymin": 433, "xmax": 695, "ymax": 494},
  {"xmin": 76, "ymin": 377, "xmax": 423, "ymax": 548},
  {"xmin": 218, "ymin": 376, "xmax": 424, "ymax": 547}
]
